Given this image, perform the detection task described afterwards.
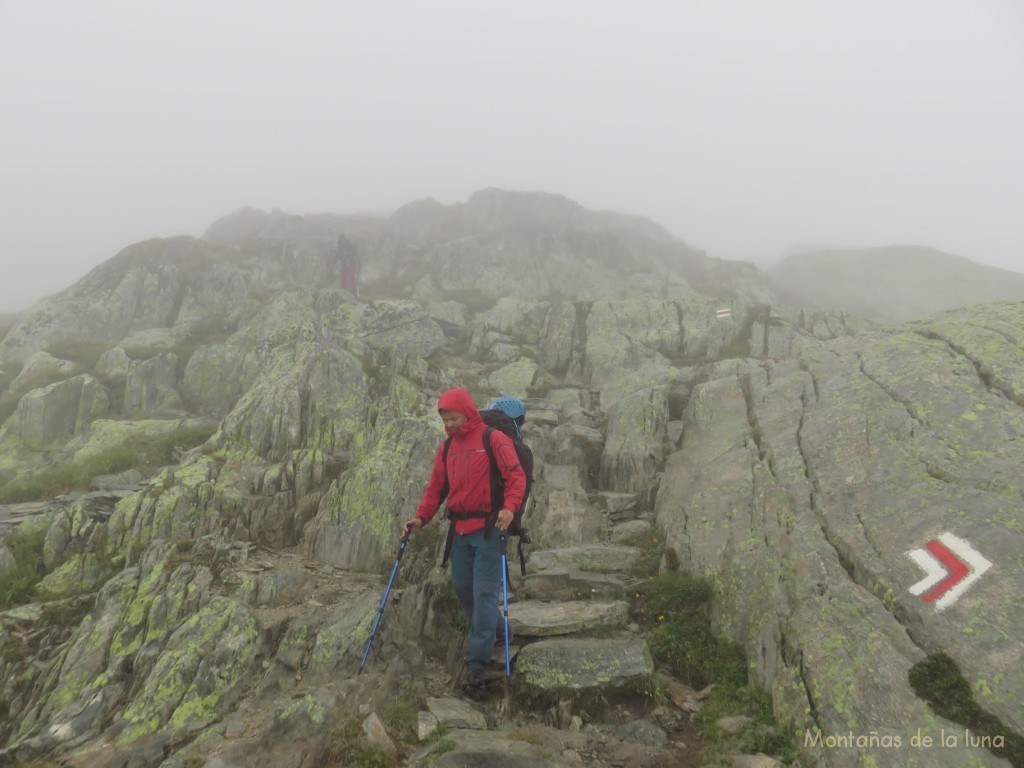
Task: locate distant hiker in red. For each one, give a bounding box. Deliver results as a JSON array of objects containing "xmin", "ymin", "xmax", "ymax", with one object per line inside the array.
[
  {"xmin": 403, "ymin": 388, "xmax": 527, "ymax": 689},
  {"xmin": 336, "ymin": 234, "xmax": 359, "ymax": 298}
]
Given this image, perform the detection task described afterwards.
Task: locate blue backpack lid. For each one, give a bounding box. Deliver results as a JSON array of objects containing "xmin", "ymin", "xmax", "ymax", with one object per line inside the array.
[{"xmin": 486, "ymin": 396, "xmax": 526, "ymax": 420}]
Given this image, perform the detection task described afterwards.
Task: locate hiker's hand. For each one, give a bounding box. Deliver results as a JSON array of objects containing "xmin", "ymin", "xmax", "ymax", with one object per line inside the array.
[
  {"xmin": 402, "ymin": 518, "xmax": 423, "ymax": 537},
  {"xmin": 496, "ymin": 508, "xmax": 513, "ymax": 532}
]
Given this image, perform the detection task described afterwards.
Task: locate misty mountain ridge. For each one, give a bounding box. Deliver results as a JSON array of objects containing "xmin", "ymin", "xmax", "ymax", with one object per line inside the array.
[
  {"xmin": 0, "ymin": 188, "xmax": 775, "ymax": 368},
  {"xmin": 207, "ymin": 187, "xmax": 701, "ymax": 293},
  {"xmin": 5, "ymin": 188, "xmax": 1018, "ymax": 334},
  {"xmin": 205, "ymin": 188, "xmax": 681, "ymax": 246},
  {"xmin": 768, "ymin": 244, "xmax": 1024, "ymax": 324}
]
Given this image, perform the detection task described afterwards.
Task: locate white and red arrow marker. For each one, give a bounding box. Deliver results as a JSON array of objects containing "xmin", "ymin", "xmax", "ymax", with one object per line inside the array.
[{"xmin": 907, "ymin": 532, "xmax": 992, "ymax": 611}]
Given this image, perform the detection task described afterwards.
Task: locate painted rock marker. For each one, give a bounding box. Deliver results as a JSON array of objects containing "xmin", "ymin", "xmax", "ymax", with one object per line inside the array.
[{"xmin": 907, "ymin": 532, "xmax": 992, "ymax": 611}]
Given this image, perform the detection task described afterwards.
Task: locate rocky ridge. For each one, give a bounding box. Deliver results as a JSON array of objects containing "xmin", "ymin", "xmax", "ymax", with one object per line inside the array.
[{"xmin": 0, "ymin": 190, "xmax": 1021, "ymax": 768}]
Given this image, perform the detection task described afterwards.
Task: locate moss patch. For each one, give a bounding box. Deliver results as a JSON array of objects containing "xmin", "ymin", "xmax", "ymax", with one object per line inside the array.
[{"xmin": 631, "ymin": 570, "xmax": 796, "ymax": 764}]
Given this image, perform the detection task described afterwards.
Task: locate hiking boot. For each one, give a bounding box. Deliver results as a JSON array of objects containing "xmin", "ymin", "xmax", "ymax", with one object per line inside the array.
[{"xmin": 464, "ymin": 667, "xmax": 485, "ymax": 688}]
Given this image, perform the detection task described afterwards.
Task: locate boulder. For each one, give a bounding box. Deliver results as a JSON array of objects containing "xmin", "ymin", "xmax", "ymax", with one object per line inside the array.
[
  {"xmin": 123, "ymin": 352, "xmax": 183, "ymax": 415},
  {"xmin": 14, "ymin": 374, "xmax": 110, "ymax": 449},
  {"xmin": 9, "ymin": 352, "xmax": 77, "ymax": 395}
]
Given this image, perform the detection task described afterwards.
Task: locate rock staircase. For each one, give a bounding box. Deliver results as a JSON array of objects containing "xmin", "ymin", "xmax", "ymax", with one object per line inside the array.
[
  {"xmin": 404, "ymin": 528, "xmax": 718, "ymax": 768},
  {"xmin": 409, "ymin": 537, "xmax": 684, "ymax": 768},
  {"xmin": 511, "ymin": 544, "xmax": 650, "ymax": 696},
  {"xmin": 404, "ymin": 393, "xmax": 702, "ymax": 767}
]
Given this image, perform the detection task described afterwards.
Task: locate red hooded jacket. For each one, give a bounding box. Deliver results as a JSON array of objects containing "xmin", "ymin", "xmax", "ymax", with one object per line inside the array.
[{"xmin": 415, "ymin": 388, "xmax": 526, "ymax": 535}]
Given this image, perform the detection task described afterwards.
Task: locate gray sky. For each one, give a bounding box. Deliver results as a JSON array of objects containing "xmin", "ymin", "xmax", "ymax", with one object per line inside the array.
[{"xmin": 2, "ymin": 0, "xmax": 1023, "ymax": 313}]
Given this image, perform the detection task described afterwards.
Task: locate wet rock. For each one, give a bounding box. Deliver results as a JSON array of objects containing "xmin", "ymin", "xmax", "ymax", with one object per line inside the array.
[
  {"xmin": 614, "ymin": 718, "xmax": 666, "ymax": 746},
  {"xmin": 527, "ymin": 545, "xmax": 640, "ymax": 575},
  {"xmin": 425, "ymin": 697, "xmax": 487, "ymax": 730},
  {"xmin": 510, "ymin": 599, "xmax": 629, "ymax": 637},
  {"xmin": 516, "ymin": 637, "xmax": 653, "ymax": 692},
  {"xmin": 521, "ymin": 568, "xmax": 627, "ymax": 602}
]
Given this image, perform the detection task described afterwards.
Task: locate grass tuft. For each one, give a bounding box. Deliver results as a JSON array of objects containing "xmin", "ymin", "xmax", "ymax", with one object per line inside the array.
[
  {"xmin": 631, "ymin": 569, "xmax": 796, "ymax": 764},
  {"xmin": 319, "ymin": 717, "xmax": 396, "ymax": 768},
  {"xmin": 0, "ymin": 425, "xmax": 215, "ymax": 504}
]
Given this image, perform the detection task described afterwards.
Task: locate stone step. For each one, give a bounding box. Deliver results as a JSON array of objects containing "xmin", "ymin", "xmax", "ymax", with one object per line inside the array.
[
  {"xmin": 428, "ymin": 734, "xmax": 560, "ymax": 768},
  {"xmin": 509, "ymin": 599, "xmax": 630, "ymax": 637},
  {"xmin": 424, "ymin": 696, "xmax": 488, "ymax": 731},
  {"xmin": 594, "ymin": 491, "xmax": 639, "ymax": 520},
  {"xmin": 608, "ymin": 519, "xmax": 651, "ymax": 544},
  {"xmin": 527, "ymin": 544, "xmax": 641, "ymax": 575},
  {"xmin": 515, "ymin": 636, "xmax": 654, "ymax": 694},
  {"xmin": 521, "ymin": 568, "xmax": 628, "ymax": 602}
]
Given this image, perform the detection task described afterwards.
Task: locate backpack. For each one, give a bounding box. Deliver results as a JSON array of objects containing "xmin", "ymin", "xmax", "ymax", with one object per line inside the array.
[{"xmin": 439, "ymin": 409, "xmax": 534, "ymax": 576}]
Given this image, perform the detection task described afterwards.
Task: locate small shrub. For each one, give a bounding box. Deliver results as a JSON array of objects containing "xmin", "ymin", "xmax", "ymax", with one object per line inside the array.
[
  {"xmin": 0, "ymin": 524, "xmax": 48, "ymax": 609},
  {"xmin": 319, "ymin": 717, "xmax": 397, "ymax": 768},
  {"xmin": 628, "ymin": 529, "xmax": 677, "ymax": 578},
  {"xmin": 435, "ymin": 581, "xmax": 469, "ymax": 633},
  {"xmin": 424, "ymin": 733, "xmax": 455, "ymax": 765},
  {"xmin": 632, "ymin": 572, "xmax": 740, "ymax": 688},
  {"xmin": 379, "ymin": 699, "xmax": 417, "ymax": 744}
]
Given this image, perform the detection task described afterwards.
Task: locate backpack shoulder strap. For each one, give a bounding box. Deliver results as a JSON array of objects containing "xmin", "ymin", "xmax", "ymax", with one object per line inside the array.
[
  {"xmin": 440, "ymin": 436, "xmax": 456, "ymax": 567},
  {"xmin": 481, "ymin": 427, "xmax": 502, "ymax": 538},
  {"xmin": 438, "ymin": 436, "xmax": 454, "ymax": 504},
  {"xmin": 481, "ymin": 428, "xmax": 501, "ymax": 518},
  {"xmin": 484, "ymin": 430, "xmax": 532, "ymax": 575}
]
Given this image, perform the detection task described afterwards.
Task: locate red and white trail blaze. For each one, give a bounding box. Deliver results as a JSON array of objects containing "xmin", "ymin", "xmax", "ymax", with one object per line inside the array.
[{"xmin": 907, "ymin": 532, "xmax": 992, "ymax": 611}]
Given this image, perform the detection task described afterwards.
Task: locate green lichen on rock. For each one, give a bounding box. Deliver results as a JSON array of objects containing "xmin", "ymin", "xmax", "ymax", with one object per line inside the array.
[
  {"xmin": 600, "ymin": 385, "xmax": 668, "ymax": 497},
  {"xmin": 105, "ymin": 456, "xmax": 226, "ymax": 561},
  {"xmin": 117, "ymin": 596, "xmax": 259, "ymax": 744},
  {"xmin": 485, "ymin": 357, "xmax": 538, "ymax": 394},
  {"xmin": 516, "ymin": 637, "xmax": 654, "ymax": 694},
  {"xmin": 311, "ymin": 415, "xmax": 440, "ymax": 569},
  {"xmin": 12, "ymin": 374, "xmax": 111, "ymax": 451},
  {"xmin": 278, "ymin": 693, "xmax": 327, "ymax": 725},
  {"xmin": 35, "ymin": 567, "xmax": 142, "ymax": 729},
  {"xmin": 37, "ymin": 553, "xmax": 109, "ymax": 598},
  {"xmin": 210, "ymin": 321, "xmax": 370, "ymax": 462},
  {"xmin": 309, "ymin": 591, "xmax": 378, "ymax": 671}
]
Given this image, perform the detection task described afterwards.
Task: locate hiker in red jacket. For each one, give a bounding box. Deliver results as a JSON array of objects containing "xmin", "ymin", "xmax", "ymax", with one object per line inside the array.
[
  {"xmin": 403, "ymin": 388, "xmax": 527, "ymax": 688},
  {"xmin": 336, "ymin": 234, "xmax": 360, "ymax": 298}
]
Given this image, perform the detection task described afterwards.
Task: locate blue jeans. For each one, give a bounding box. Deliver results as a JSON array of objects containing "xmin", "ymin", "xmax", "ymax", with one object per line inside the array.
[{"xmin": 450, "ymin": 529, "xmax": 503, "ymax": 671}]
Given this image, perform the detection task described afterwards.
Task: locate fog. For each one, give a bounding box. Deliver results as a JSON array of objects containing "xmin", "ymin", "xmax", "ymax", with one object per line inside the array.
[{"xmin": 2, "ymin": 0, "xmax": 1022, "ymax": 312}]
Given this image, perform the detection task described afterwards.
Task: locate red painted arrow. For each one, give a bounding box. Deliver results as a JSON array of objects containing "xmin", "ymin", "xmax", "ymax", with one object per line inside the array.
[
  {"xmin": 908, "ymin": 532, "xmax": 993, "ymax": 611},
  {"xmin": 919, "ymin": 539, "xmax": 970, "ymax": 603}
]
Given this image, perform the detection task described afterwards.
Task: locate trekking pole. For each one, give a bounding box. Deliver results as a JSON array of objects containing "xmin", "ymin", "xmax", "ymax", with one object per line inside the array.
[
  {"xmin": 499, "ymin": 533, "xmax": 512, "ymax": 690},
  {"xmin": 359, "ymin": 529, "xmax": 410, "ymax": 673}
]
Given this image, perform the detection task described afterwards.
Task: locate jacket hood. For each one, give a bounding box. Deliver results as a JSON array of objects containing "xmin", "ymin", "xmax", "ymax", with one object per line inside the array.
[{"xmin": 437, "ymin": 388, "xmax": 483, "ymax": 435}]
